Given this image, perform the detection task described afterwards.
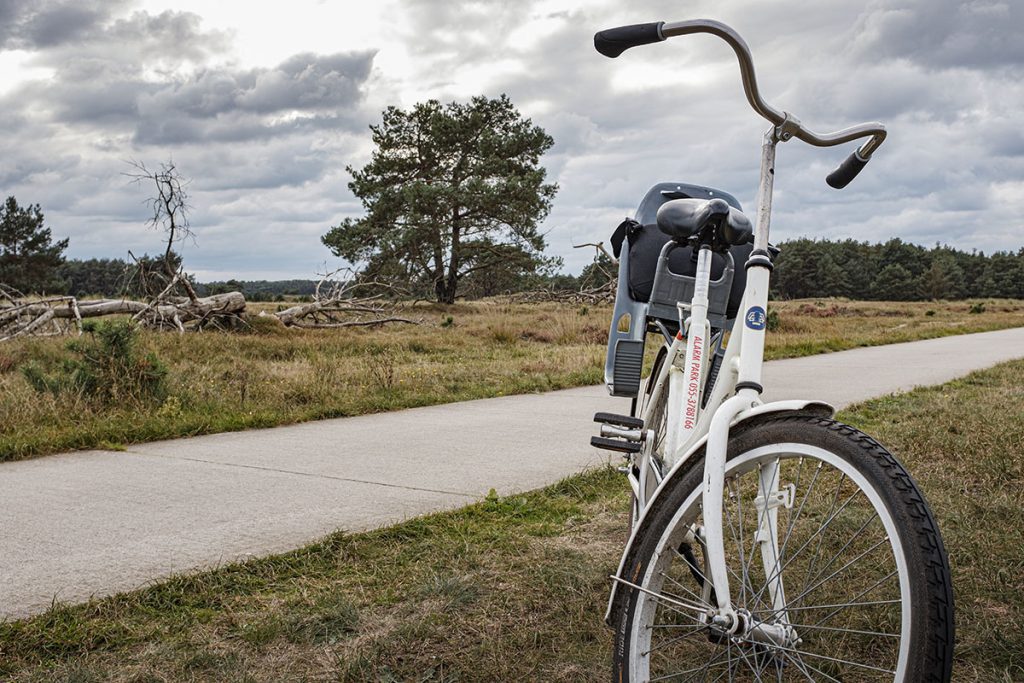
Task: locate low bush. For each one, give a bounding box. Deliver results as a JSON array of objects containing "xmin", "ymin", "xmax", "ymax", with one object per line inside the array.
[{"xmin": 21, "ymin": 319, "xmax": 168, "ymax": 407}]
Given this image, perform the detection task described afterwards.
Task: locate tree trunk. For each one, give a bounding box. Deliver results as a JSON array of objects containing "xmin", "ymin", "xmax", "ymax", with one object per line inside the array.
[
  {"xmin": 443, "ymin": 214, "xmax": 461, "ymax": 305},
  {"xmin": 6, "ymin": 293, "xmax": 244, "ymax": 322}
]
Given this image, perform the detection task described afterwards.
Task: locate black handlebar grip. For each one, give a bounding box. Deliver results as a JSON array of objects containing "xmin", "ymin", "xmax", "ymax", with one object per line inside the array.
[
  {"xmin": 826, "ymin": 150, "xmax": 869, "ymax": 189},
  {"xmin": 594, "ymin": 22, "xmax": 665, "ymax": 58}
]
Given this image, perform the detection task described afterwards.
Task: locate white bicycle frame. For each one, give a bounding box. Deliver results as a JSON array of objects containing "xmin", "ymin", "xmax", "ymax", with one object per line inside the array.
[{"xmin": 616, "ymin": 19, "xmax": 888, "ymax": 632}]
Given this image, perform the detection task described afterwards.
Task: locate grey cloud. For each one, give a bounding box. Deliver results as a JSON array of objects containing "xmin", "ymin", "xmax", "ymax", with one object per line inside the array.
[
  {"xmin": 1, "ymin": 3, "xmax": 227, "ymax": 67},
  {"xmin": 130, "ymin": 52, "xmax": 375, "ymax": 144},
  {"xmin": 0, "ymin": 1, "xmax": 126, "ymax": 50},
  {"xmin": 48, "ymin": 79, "xmax": 152, "ymax": 123},
  {"xmin": 133, "ymin": 112, "xmax": 362, "ymax": 146},
  {"xmin": 985, "ymin": 122, "xmax": 1024, "ymax": 159},
  {"xmin": 21, "ymin": 4, "xmax": 107, "ymax": 48},
  {"xmin": 101, "ymin": 10, "xmax": 232, "ymax": 64},
  {"xmin": 5, "ymin": 48, "xmax": 376, "ymax": 145},
  {"xmin": 851, "ymin": 0, "xmax": 1024, "ymax": 69},
  {"xmin": 241, "ymin": 52, "xmax": 374, "ymax": 112},
  {"xmin": 196, "ymin": 146, "xmax": 330, "ymax": 192}
]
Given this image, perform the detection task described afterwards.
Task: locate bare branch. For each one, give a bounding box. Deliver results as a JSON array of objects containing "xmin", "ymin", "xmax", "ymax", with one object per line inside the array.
[
  {"xmin": 572, "ymin": 240, "xmax": 617, "ymax": 264},
  {"xmin": 124, "ymin": 160, "xmax": 199, "ymax": 303}
]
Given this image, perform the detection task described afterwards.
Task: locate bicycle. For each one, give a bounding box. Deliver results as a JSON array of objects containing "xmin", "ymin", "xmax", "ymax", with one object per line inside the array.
[{"xmin": 589, "ymin": 19, "xmax": 954, "ymax": 682}]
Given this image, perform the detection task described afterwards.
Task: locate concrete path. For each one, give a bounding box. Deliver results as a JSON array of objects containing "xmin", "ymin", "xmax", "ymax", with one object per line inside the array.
[{"xmin": 2, "ymin": 327, "xmax": 1023, "ymax": 620}]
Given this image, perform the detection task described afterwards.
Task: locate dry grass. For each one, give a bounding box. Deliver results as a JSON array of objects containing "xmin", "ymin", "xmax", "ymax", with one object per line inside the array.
[
  {"xmin": 763, "ymin": 298, "xmax": 1024, "ymax": 359},
  {"xmin": 1, "ymin": 298, "xmax": 1022, "ymax": 463},
  {"xmin": 2, "ymin": 360, "xmax": 1023, "ymax": 680}
]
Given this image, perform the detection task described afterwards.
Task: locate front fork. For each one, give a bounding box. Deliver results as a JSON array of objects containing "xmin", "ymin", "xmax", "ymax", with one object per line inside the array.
[{"xmin": 700, "ymin": 126, "xmax": 792, "ymax": 636}]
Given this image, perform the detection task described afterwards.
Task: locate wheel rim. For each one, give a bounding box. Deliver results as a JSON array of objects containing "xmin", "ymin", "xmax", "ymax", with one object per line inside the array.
[{"xmin": 631, "ymin": 443, "xmax": 912, "ymax": 682}]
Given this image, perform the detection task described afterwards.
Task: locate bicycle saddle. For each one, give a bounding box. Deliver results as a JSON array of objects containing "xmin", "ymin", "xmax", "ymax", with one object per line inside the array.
[{"xmin": 656, "ymin": 197, "xmax": 753, "ymax": 245}]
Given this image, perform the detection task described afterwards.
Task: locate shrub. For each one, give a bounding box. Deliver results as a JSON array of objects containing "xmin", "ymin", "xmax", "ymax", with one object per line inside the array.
[
  {"xmin": 969, "ymin": 302, "xmax": 985, "ymax": 314},
  {"xmin": 21, "ymin": 319, "xmax": 168, "ymax": 406},
  {"xmin": 766, "ymin": 307, "xmax": 781, "ymax": 332}
]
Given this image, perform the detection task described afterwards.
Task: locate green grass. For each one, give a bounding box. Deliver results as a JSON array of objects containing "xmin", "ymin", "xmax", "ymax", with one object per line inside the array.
[
  {"xmin": 2, "ymin": 360, "xmax": 1023, "ymax": 681},
  {"xmin": 1, "ymin": 298, "xmax": 1022, "ymax": 463}
]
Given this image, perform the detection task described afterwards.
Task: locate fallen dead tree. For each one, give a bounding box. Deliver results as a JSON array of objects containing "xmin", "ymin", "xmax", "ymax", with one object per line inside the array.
[
  {"xmin": 0, "ymin": 288, "xmax": 246, "ymax": 341},
  {"xmin": 1, "ymin": 268, "xmax": 420, "ymax": 341},
  {"xmin": 511, "ymin": 281, "xmax": 615, "ymax": 305},
  {"xmin": 267, "ymin": 269, "xmax": 421, "ymax": 329},
  {"xmin": 510, "ymin": 240, "xmax": 617, "ymax": 305}
]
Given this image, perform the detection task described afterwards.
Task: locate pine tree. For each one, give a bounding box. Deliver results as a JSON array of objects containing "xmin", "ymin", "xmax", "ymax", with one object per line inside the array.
[
  {"xmin": 0, "ymin": 196, "xmax": 69, "ymax": 294},
  {"xmin": 322, "ymin": 95, "xmax": 558, "ymax": 304}
]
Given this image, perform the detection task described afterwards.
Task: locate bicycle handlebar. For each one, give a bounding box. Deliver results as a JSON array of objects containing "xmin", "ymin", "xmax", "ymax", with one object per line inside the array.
[{"xmin": 594, "ymin": 19, "xmax": 886, "ymax": 189}]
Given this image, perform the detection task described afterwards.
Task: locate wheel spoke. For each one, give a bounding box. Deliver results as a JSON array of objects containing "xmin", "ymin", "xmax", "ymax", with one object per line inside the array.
[
  {"xmin": 781, "ymin": 651, "xmax": 842, "ymax": 682},
  {"xmin": 783, "ymin": 620, "xmax": 900, "ymax": 639},
  {"xmin": 643, "ymin": 626, "xmax": 706, "ymax": 655},
  {"xmin": 611, "ymin": 575, "xmax": 709, "ymax": 616},
  {"xmin": 660, "ymin": 567, "xmax": 710, "ymax": 608},
  {"xmin": 797, "ymin": 471, "xmax": 847, "ymax": 597},
  {"xmin": 800, "ymin": 510, "xmax": 880, "ymax": 593},
  {"xmin": 786, "ymin": 535, "xmax": 892, "ymax": 609},
  {"xmin": 755, "ymin": 597, "xmax": 899, "ymax": 613},
  {"xmin": 808, "ymin": 575, "xmax": 900, "ymax": 628},
  {"xmin": 727, "ymin": 631, "xmax": 897, "ymax": 675}
]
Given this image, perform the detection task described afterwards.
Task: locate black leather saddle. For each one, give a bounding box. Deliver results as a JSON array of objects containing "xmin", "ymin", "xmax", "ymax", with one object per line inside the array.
[{"xmin": 656, "ymin": 197, "xmax": 753, "ymax": 246}]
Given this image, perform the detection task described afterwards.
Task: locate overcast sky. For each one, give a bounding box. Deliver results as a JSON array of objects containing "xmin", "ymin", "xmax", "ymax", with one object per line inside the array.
[{"xmin": 1, "ymin": 0, "xmax": 1021, "ymax": 280}]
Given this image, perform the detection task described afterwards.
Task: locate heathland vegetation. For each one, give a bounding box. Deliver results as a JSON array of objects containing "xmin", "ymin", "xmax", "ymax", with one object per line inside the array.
[{"xmin": 2, "ymin": 298, "xmax": 1022, "ymax": 463}]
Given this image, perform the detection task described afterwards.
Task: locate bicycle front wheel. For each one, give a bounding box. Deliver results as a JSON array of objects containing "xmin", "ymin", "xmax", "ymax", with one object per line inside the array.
[{"xmin": 612, "ymin": 414, "xmax": 953, "ymax": 682}]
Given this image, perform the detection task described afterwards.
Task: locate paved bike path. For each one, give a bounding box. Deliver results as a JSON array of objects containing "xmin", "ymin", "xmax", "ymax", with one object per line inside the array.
[{"xmin": 2, "ymin": 327, "xmax": 1023, "ymax": 619}]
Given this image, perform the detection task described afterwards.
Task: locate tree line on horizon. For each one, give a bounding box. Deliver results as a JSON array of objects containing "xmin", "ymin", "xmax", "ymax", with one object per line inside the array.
[
  {"xmin": 4, "ymin": 190, "xmax": 1024, "ymax": 303},
  {"xmin": 28, "ymin": 237, "xmax": 1024, "ymax": 302},
  {"xmin": 770, "ymin": 237, "xmax": 1024, "ymax": 301}
]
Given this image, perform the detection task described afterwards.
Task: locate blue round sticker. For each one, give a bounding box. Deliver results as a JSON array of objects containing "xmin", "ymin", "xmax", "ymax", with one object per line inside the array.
[{"xmin": 745, "ymin": 306, "xmax": 767, "ymax": 330}]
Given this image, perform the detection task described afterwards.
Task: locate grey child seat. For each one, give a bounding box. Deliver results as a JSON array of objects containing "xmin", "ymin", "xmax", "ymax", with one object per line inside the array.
[{"xmin": 604, "ymin": 182, "xmax": 753, "ymax": 397}]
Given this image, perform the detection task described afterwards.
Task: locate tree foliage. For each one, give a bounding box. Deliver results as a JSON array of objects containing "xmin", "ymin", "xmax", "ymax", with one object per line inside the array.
[
  {"xmin": 322, "ymin": 95, "xmax": 559, "ymax": 303},
  {"xmin": 58, "ymin": 258, "xmax": 131, "ymax": 298},
  {"xmin": 0, "ymin": 196, "xmax": 69, "ymax": 294},
  {"xmin": 771, "ymin": 238, "xmax": 1024, "ymax": 300}
]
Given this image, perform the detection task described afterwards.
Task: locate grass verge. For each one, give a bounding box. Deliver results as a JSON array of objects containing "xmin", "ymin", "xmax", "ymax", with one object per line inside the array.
[{"xmin": 2, "ymin": 360, "xmax": 1023, "ymax": 681}]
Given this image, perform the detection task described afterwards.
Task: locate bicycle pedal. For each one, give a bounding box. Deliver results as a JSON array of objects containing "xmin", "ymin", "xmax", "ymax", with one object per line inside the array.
[
  {"xmin": 593, "ymin": 412, "xmax": 644, "ymax": 429},
  {"xmin": 590, "ymin": 436, "xmax": 642, "ymax": 454}
]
